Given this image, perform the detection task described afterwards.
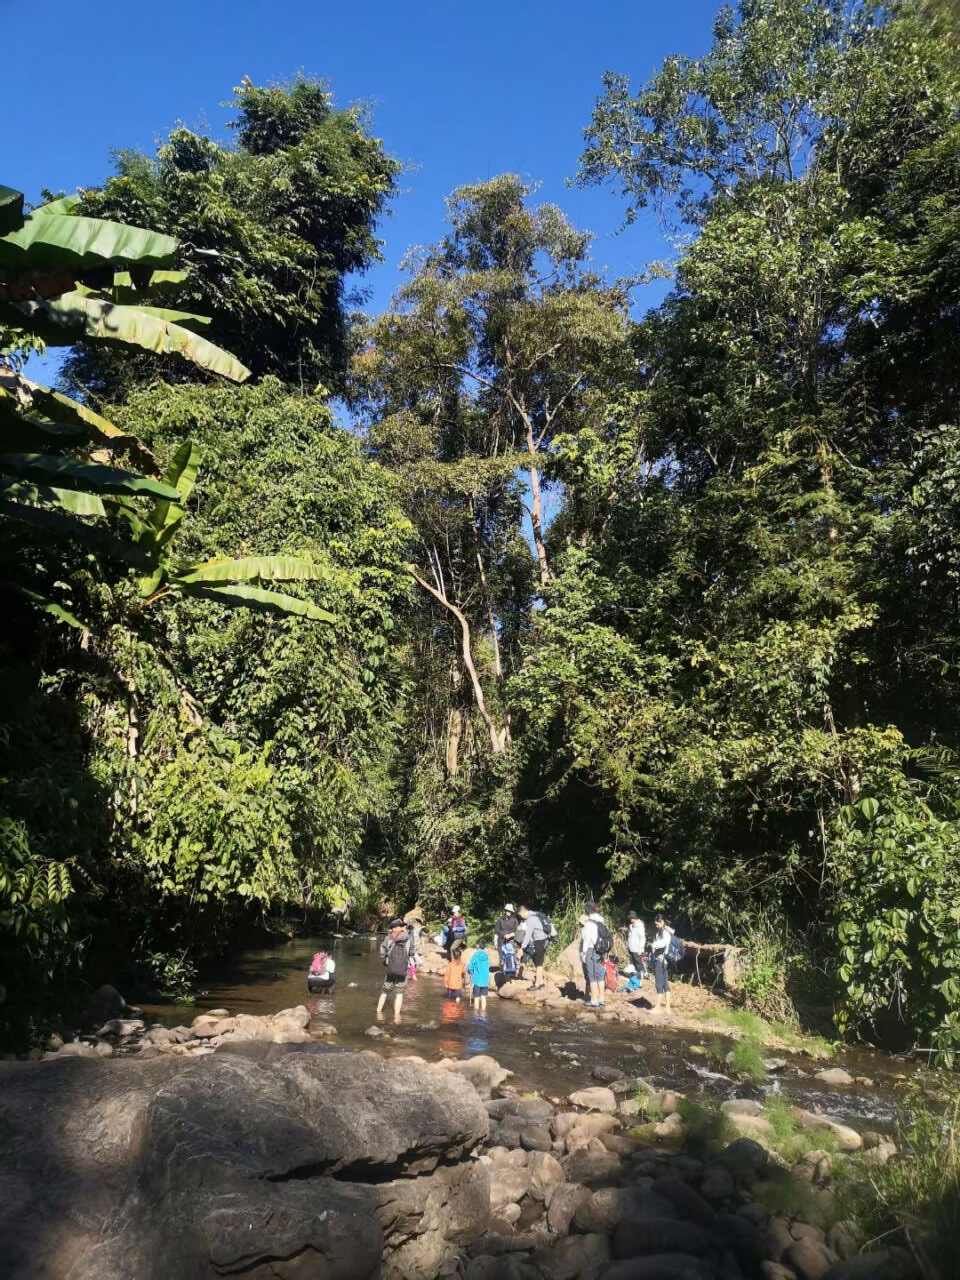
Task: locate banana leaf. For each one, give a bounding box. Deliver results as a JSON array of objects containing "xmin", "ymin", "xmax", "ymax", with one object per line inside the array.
[
  {"xmin": 18, "ymin": 588, "xmax": 86, "ymax": 630},
  {"xmin": 0, "ymin": 453, "xmax": 181, "ymax": 500},
  {"xmin": 175, "ymin": 581, "xmax": 337, "ymax": 622},
  {"xmin": 0, "ymin": 185, "xmax": 24, "ymax": 235},
  {"xmin": 31, "ymin": 195, "xmax": 81, "ymax": 217},
  {"xmin": 0, "ymin": 478, "xmax": 107, "ymax": 517},
  {"xmin": 139, "ymin": 439, "xmax": 202, "ymax": 556},
  {"xmin": 111, "ymin": 269, "xmax": 188, "ymax": 302},
  {"xmin": 6, "ymin": 293, "xmax": 250, "ymax": 382},
  {"xmin": 0, "ymin": 213, "xmax": 179, "ymax": 271},
  {"xmin": 0, "ymin": 500, "xmax": 154, "ymax": 566},
  {"xmin": 174, "ymin": 554, "xmax": 333, "ymax": 585}
]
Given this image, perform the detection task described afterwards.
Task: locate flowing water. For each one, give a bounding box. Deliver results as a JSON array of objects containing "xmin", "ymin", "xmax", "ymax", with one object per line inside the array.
[{"xmin": 143, "ymin": 934, "xmax": 909, "ymax": 1131}]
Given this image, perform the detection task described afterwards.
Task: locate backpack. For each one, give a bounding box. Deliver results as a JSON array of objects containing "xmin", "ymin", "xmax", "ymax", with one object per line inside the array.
[
  {"xmin": 385, "ymin": 935, "xmax": 409, "ymax": 978},
  {"xmin": 450, "ymin": 914, "xmax": 467, "ymax": 938},
  {"xmin": 501, "ymin": 941, "xmax": 518, "ymax": 977},
  {"xmin": 537, "ymin": 912, "xmax": 558, "ymax": 943},
  {"xmin": 603, "ymin": 959, "xmax": 618, "ymax": 992},
  {"xmin": 309, "ymin": 951, "xmax": 327, "ymax": 975},
  {"xmin": 594, "ymin": 920, "xmax": 614, "ymax": 957},
  {"xmin": 667, "ymin": 933, "xmax": 683, "ymax": 965}
]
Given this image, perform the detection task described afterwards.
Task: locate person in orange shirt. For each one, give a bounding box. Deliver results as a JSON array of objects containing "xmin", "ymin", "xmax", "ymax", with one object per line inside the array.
[{"xmin": 444, "ymin": 952, "xmax": 466, "ymax": 1002}]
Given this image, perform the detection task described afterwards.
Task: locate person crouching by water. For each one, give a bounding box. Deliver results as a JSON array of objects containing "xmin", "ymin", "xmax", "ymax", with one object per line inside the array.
[
  {"xmin": 444, "ymin": 948, "xmax": 466, "ymax": 1003},
  {"xmin": 650, "ymin": 913, "xmax": 674, "ymax": 1013},
  {"xmin": 377, "ymin": 919, "xmax": 413, "ymax": 1022},
  {"xmin": 466, "ymin": 939, "xmax": 491, "ymax": 1012},
  {"xmin": 517, "ymin": 904, "xmax": 548, "ymax": 990},
  {"xmin": 307, "ymin": 950, "xmax": 336, "ymax": 994}
]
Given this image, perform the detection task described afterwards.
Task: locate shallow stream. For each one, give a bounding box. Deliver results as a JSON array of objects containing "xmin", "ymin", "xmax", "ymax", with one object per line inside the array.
[{"xmin": 144, "ymin": 935, "xmax": 909, "ymax": 1132}]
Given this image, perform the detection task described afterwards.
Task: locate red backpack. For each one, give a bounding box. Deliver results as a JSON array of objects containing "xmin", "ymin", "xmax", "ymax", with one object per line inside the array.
[
  {"xmin": 604, "ymin": 958, "xmax": 618, "ymax": 992},
  {"xmin": 309, "ymin": 951, "xmax": 327, "ymax": 975}
]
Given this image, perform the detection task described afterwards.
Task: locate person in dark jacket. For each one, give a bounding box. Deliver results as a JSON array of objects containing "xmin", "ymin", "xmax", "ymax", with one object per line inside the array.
[{"xmin": 495, "ymin": 903, "xmax": 520, "ymax": 974}]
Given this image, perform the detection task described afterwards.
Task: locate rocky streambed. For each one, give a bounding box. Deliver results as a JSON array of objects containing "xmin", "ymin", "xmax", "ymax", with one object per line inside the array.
[{"xmin": 0, "ymin": 1010, "xmax": 916, "ymax": 1280}]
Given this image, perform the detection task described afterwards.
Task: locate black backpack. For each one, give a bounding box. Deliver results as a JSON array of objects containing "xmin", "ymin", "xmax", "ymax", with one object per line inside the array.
[
  {"xmin": 385, "ymin": 936, "xmax": 409, "ymax": 978},
  {"xmin": 537, "ymin": 912, "xmax": 558, "ymax": 943},
  {"xmin": 594, "ymin": 921, "xmax": 614, "ymax": 957}
]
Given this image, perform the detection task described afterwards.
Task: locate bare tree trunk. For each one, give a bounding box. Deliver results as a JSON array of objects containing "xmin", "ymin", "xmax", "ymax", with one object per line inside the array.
[
  {"xmin": 446, "ymin": 708, "xmax": 465, "ymax": 776},
  {"xmin": 475, "ymin": 546, "xmax": 503, "ymax": 678},
  {"xmin": 526, "ymin": 423, "xmax": 551, "ymax": 585},
  {"xmin": 409, "ymin": 568, "xmax": 508, "ymax": 755}
]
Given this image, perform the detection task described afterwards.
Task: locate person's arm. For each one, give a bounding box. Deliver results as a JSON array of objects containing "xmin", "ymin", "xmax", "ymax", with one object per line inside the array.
[{"xmin": 638, "ymin": 924, "xmax": 646, "ymax": 952}]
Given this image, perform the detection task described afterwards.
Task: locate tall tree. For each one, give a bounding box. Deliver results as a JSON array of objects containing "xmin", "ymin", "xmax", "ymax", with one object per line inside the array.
[{"xmin": 65, "ymin": 79, "xmax": 398, "ymax": 398}]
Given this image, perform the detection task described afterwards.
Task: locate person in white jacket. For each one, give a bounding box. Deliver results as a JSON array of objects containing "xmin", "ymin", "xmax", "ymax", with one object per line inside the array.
[
  {"xmin": 650, "ymin": 914, "xmax": 675, "ymax": 1013},
  {"xmin": 579, "ymin": 900, "xmax": 607, "ymax": 1007},
  {"xmin": 623, "ymin": 910, "xmax": 646, "ymax": 979}
]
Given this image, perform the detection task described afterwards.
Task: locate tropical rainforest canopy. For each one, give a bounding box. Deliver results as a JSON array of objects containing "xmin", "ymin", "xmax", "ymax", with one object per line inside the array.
[{"xmin": 4, "ymin": 0, "xmax": 960, "ymax": 1059}]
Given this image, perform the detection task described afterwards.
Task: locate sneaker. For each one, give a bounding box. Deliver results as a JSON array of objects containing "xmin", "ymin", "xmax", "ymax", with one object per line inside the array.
[{"xmin": 527, "ymin": 983, "xmax": 539, "ymax": 990}]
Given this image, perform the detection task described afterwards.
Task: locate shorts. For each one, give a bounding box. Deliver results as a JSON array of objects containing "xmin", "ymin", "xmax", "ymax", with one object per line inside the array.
[
  {"xmin": 471, "ymin": 985, "xmax": 488, "ymax": 998},
  {"xmin": 582, "ymin": 953, "xmax": 604, "ymax": 984},
  {"xmin": 445, "ymin": 988, "xmax": 462, "ymax": 1000},
  {"xmin": 526, "ymin": 939, "xmax": 547, "ymax": 967},
  {"xmin": 382, "ymin": 974, "xmax": 408, "ymax": 993}
]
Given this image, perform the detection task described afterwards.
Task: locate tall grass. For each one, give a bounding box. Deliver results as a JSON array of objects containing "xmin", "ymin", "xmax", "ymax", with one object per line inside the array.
[{"xmin": 847, "ymin": 1088, "xmax": 960, "ymax": 1277}]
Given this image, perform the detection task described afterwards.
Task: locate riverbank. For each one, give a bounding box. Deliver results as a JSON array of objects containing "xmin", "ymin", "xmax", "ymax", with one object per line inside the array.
[
  {"xmin": 0, "ymin": 1027, "xmax": 926, "ymax": 1279},
  {"xmin": 418, "ymin": 940, "xmax": 833, "ymax": 1059}
]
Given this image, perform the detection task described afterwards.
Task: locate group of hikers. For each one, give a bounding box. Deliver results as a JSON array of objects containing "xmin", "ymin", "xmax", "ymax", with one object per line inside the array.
[{"xmin": 367, "ymin": 900, "xmax": 682, "ymax": 1022}]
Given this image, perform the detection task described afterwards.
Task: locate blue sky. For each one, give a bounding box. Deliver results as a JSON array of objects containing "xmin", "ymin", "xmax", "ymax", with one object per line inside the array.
[{"xmin": 5, "ymin": 0, "xmax": 718, "ymax": 320}]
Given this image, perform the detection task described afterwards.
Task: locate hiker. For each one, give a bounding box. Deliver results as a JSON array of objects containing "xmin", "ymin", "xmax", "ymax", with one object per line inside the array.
[
  {"xmin": 405, "ymin": 912, "xmax": 424, "ymax": 974},
  {"xmin": 442, "ymin": 905, "xmax": 468, "ymax": 959},
  {"xmin": 466, "ymin": 940, "xmax": 491, "ymax": 1012},
  {"xmin": 517, "ymin": 904, "xmax": 548, "ymax": 990},
  {"xmin": 624, "ymin": 910, "xmax": 646, "ymax": 977},
  {"xmin": 444, "ymin": 948, "xmax": 466, "ymax": 1002},
  {"xmin": 650, "ymin": 913, "xmax": 676, "ymax": 1013},
  {"xmin": 377, "ymin": 918, "xmax": 413, "ymax": 1021},
  {"xmin": 579, "ymin": 900, "xmax": 612, "ymax": 1007},
  {"xmin": 495, "ymin": 903, "xmax": 519, "ymax": 967}
]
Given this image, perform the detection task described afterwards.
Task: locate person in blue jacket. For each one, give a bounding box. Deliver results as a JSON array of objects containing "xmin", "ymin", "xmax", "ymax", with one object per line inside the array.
[{"xmin": 467, "ymin": 940, "xmax": 491, "ymax": 1012}]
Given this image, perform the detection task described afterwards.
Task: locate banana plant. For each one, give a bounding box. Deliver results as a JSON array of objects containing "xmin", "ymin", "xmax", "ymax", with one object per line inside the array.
[
  {"xmin": 1, "ymin": 181, "xmax": 333, "ymax": 627},
  {"xmin": 131, "ymin": 440, "xmax": 337, "ymax": 622},
  {"xmin": 0, "ymin": 183, "xmax": 250, "ymax": 382}
]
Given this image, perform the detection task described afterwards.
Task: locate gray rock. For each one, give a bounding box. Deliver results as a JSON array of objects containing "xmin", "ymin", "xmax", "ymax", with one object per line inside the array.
[
  {"xmin": 465, "ymin": 1256, "xmax": 530, "ymax": 1280},
  {"xmin": 527, "ymin": 1149, "xmax": 564, "ymax": 1201},
  {"xmin": 535, "ymin": 1232, "xmax": 609, "ymax": 1280},
  {"xmin": 619, "ymin": 1097, "xmax": 641, "ymax": 1118},
  {"xmin": 860, "ymin": 1142, "xmax": 897, "ymax": 1167},
  {"xmin": 569, "ymin": 1086, "xmax": 618, "ymax": 1113},
  {"xmin": 612, "ymin": 1216, "xmax": 716, "ymax": 1260},
  {"xmin": 596, "ymin": 1257, "xmax": 718, "ymax": 1279},
  {"xmin": 437, "ymin": 1054, "xmax": 512, "ymax": 1098},
  {"xmin": 761, "ymin": 1265, "xmax": 798, "ymax": 1280},
  {"xmin": 784, "ymin": 1238, "xmax": 834, "ymax": 1280},
  {"xmin": 592, "ymin": 1065, "xmax": 628, "ymax": 1083},
  {"xmin": 553, "ymin": 1110, "xmax": 619, "ymax": 1140},
  {"xmin": 548, "ymin": 1181, "xmax": 592, "ymax": 1234},
  {"xmin": 651, "ymin": 1176, "xmax": 715, "ymax": 1226},
  {"xmin": 721, "ymin": 1098, "xmax": 763, "ymax": 1117},
  {"xmin": 718, "ymin": 1138, "xmax": 769, "ymax": 1179},
  {"xmin": 0, "ymin": 1047, "xmax": 489, "ymax": 1280},
  {"xmin": 700, "ymin": 1164, "xmax": 736, "ymax": 1201},
  {"xmin": 520, "ymin": 1125, "xmax": 553, "ymax": 1152},
  {"xmin": 573, "ymin": 1186, "xmax": 627, "ymax": 1234},
  {"xmin": 145, "ymin": 1026, "xmax": 179, "ymax": 1046},
  {"xmin": 825, "ymin": 1221, "xmax": 861, "ymax": 1261},
  {"xmin": 563, "ymin": 1143, "xmax": 621, "ymax": 1188},
  {"xmin": 799, "ymin": 1112, "xmax": 863, "ymax": 1151},
  {"xmin": 97, "ymin": 1017, "xmax": 146, "ymax": 1038},
  {"xmin": 487, "ymin": 1097, "xmax": 520, "ymax": 1120},
  {"xmin": 490, "ymin": 1165, "xmax": 532, "ymax": 1211},
  {"xmin": 814, "ymin": 1068, "xmax": 855, "ymax": 1086}
]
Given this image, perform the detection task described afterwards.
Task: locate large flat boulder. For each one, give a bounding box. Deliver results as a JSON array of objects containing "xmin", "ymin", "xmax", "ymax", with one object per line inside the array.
[{"xmin": 0, "ymin": 1046, "xmax": 489, "ymax": 1280}]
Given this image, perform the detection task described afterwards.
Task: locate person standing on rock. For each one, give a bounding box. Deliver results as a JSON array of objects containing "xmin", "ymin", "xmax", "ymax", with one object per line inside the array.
[
  {"xmin": 579, "ymin": 901, "xmax": 611, "ymax": 1007},
  {"xmin": 516, "ymin": 904, "xmax": 548, "ymax": 990},
  {"xmin": 650, "ymin": 913, "xmax": 675, "ymax": 1013},
  {"xmin": 623, "ymin": 910, "xmax": 646, "ymax": 979},
  {"xmin": 495, "ymin": 903, "xmax": 519, "ymax": 973},
  {"xmin": 377, "ymin": 919, "xmax": 413, "ymax": 1021}
]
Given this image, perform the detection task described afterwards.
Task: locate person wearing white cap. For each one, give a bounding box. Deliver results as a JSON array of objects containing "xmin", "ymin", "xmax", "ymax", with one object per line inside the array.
[
  {"xmin": 442, "ymin": 904, "xmax": 468, "ymax": 958},
  {"xmin": 495, "ymin": 903, "xmax": 520, "ymax": 977}
]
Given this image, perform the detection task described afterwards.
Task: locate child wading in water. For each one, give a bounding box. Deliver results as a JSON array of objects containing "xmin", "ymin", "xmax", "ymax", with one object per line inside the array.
[
  {"xmin": 444, "ymin": 950, "xmax": 466, "ymax": 1002},
  {"xmin": 467, "ymin": 940, "xmax": 491, "ymax": 1012}
]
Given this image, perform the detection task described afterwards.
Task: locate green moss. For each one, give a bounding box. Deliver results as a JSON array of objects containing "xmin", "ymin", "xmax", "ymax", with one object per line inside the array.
[
  {"xmin": 729, "ymin": 1036, "xmax": 767, "ymax": 1082},
  {"xmin": 692, "ymin": 1006, "xmax": 834, "ymax": 1058},
  {"xmin": 761, "ymin": 1094, "xmax": 839, "ymax": 1163}
]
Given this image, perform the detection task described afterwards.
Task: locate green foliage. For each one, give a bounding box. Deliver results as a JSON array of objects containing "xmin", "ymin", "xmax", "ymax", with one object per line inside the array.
[
  {"xmin": 845, "ymin": 1087, "xmax": 960, "ymax": 1277},
  {"xmin": 729, "ymin": 1036, "xmax": 767, "ymax": 1083},
  {"xmin": 66, "ymin": 79, "xmax": 398, "ymax": 397}
]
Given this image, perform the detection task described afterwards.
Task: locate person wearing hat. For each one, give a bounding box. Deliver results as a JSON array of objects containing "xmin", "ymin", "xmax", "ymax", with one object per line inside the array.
[
  {"xmin": 495, "ymin": 903, "xmax": 520, "ymax": 975},
  {"xmin": 377, "ymin": 918, "xmax": 414, "ymax": 1021},
  {"xmin": 622, "ymin": 910, "xmax": 646, "ymax": 980}
]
